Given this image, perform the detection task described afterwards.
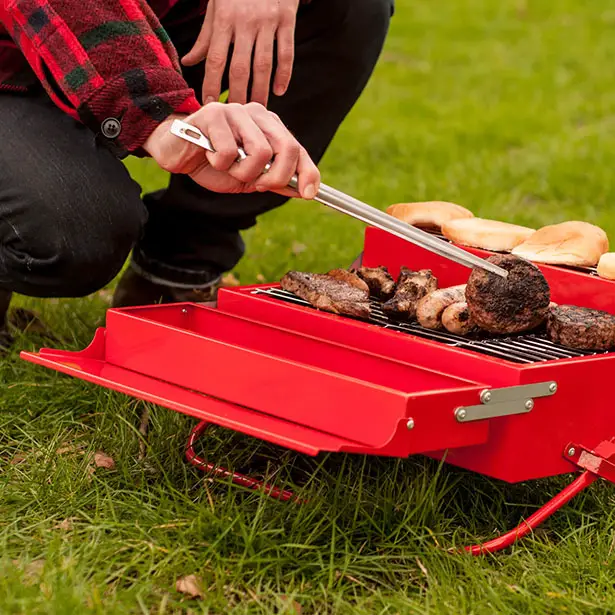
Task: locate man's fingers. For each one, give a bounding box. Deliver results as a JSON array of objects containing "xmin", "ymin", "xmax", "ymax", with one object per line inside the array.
[
  {"xmin": 226, "ymin": 104, "xmax": 273, "ymax": 183},
  {"xmin": 248, "ymin": 106, "xmax": 300, "ymax": 192},
  {"xmin": 273, "ymin": 18, "xmax": 296, "ymax": 97},
  {"xmin": 294, "ymin": 146, "xmax": 320, "ymax": 199},
  {"xmin": 250, "ymin": 27, "xmax": 275, "ymax": 106},
  {"xmin": 195, "ymin": 105, "xmax": 238, "ymax": 171},
  {"xmin": 202, "ymin": 28, "xmax": 232, "ymax": 105},
  {"xmin": 182, "ymin": 12, "xmax": 213, "ymax": 66},
  {"xmin": 227, "ymin": 29, "xmax": 256, "ymax": 105}
]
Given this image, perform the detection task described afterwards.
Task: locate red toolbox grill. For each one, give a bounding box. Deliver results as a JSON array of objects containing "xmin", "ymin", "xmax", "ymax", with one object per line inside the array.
[{"xmin": 20, "ymin": 227, "xmax": 615, "ymax": 554}]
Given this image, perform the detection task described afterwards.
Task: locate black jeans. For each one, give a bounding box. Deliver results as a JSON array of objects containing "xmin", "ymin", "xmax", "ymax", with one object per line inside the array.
[{"xmin": 0, "ymin": 0, "xmax": 393, "ymax": 298}]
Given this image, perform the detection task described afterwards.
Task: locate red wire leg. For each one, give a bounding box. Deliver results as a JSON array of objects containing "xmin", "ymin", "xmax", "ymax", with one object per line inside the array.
[
  {"xmin": 462, "ymin": 470, "xmax": 597, "ymax": 556},
  {"xmin": 185, "ymin": 420, "xmax": 297, "ymax": 502}
]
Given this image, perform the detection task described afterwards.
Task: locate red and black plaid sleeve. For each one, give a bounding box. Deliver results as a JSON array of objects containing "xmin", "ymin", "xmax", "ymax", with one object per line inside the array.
[{"xmin": 0, "ymin": 0, "xmax": 201, "ymax": 157}]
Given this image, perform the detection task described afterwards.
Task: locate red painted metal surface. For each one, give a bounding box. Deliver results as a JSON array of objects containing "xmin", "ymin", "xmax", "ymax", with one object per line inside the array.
[
  {"xmin": 19, "ymin": 226, "xmax": 615, "ymax": 553},
  {"xmin": 462, "ymin": 471, "xmax": 597, "ymax": 555},
  {"xmin": 186, "ymin": 420, "xmax": 297, "ymax": 502}
]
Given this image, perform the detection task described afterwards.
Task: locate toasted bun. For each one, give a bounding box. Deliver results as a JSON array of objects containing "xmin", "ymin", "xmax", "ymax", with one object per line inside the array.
[
  {"xmin": 512, "ymin": 221, "xmax": 609, "ymax": 267},
  {"xmin": 386, "ymin": 201, "xmax": 473, "ymax": 230},
  {"xmin": 597, "ymin": 253, "xmax": 615, "ymax": 279},
  {"xmin": 440, "ymin": 218, "xmax": 535, "ymax": 252}
]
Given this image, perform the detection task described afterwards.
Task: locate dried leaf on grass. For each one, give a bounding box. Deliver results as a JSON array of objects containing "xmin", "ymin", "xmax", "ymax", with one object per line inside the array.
[
  {"xmin": 54, "ymin": 518, "xmax": 76, "ymax": 531},
  {"xmin": 279, "ymin": 596, "xmax": 302, "ymax": 614},
  {"xmin": 222, "ymin": 273, "xmax": 240, "ymax": 286},
  {"xmin": 176, "ymin": 574, "xmax": 205, "ymax": 599},
  {"xmin": 9, "ymin": 453, "xmax": 27, "ymax": 465},
  {"xmin": 12, "ymin": 559, "xmax": 45, "ymax": 584},
  {"xmin": 291, "ymin": 241, "xmax": 307, "ymax": 255},
  {"xmin": 93, "ymin": 451, "xmax": 115, "ymax": 470}
]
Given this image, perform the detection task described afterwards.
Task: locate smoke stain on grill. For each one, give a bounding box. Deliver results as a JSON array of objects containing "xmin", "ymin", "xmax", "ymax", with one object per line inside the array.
[{"xmin": 253, "ymin": 288, "xmax": 606, "ymax": 364}]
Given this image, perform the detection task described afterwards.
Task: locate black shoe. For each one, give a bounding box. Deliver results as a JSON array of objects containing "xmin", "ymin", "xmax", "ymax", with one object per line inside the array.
[{"xmin": 112, "ymin": 266, "xmax": 220, "ymax": 309}]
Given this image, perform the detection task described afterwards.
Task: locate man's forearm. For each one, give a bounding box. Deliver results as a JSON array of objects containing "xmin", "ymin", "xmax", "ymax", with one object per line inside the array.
[{"xmin": 0, "ymin": 0, "xmax": 200, "ymax": 157}]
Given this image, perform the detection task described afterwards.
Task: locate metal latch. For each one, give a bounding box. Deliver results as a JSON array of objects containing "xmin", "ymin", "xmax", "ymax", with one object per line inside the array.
[{"xmin": 455, "ymin": 381, "xmax": 557, "ymax": 422}]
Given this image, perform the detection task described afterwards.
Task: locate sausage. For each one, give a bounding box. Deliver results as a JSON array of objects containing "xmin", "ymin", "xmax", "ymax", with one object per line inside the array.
[
  {"xmin": 416, "ymin": 285, "xmax": 467, "ymax": 329},
  {"xmin": 442, "ymin": 301, "xmax": 476, "ymax": 335}
]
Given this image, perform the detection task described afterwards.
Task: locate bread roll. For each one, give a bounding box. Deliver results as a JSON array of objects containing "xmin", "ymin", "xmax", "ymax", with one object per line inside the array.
[
  {"xmin": 512, "ymin": 221, "xmax": 609, "ymax": 267},
  {"xmin": 441, "ymin": 218, "xmax": 535, "ymax": 252},
  {"xmin": 597, "ymin": 253, "xmax": 615, "ymax": 279},
  {"xmin": 386, "ymin": 201, "xmax": 473, "ymax": 230}
]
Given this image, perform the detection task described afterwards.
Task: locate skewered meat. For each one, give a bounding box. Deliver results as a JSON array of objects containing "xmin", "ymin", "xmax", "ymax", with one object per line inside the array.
[
  {"xmin": 383, "ymin": 267, "xmax": 438, "ymax": 321},
  {"xmin": 280, "ymin": 270, "xmax": 371, "ymax": 319},
  {"xmin": 442, "ymin": 301, "xmax": 476, "ymax": 335},
  {"xmin": 416, "ymin": 285, "xmax": 466, "ymax": 330},
  {"xmin": 547, "ymin": 305, "xmax": 615, "ymax": 350},
  {"xmin": 354, "ymin": 266, "xmax": 396, "ymax": 300},
  {"xmin": 466, "ymin": 254, "xmax": 550, "ymax": 334}
]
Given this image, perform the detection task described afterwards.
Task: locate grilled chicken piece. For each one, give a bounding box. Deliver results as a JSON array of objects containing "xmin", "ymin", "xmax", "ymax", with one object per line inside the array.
[
  {"xmin": 547, "ymin": 305, "xmax": 615, "ymax": 350},
  {"xmin": 416, "ymin": 285, "xmax": 466, "ymax": 330},
  {"xmin": 442, "ymin": 301, "xmax": 477, "ymax": 335},
  {"xmin": 383, "ymin": 267, "xmax": 438, "ymax": 321},
  {"xmin": 354, "ymin": 266, "xmax": 396, "ymax": 300},
  {"xmin": 280, "ymin": 270, "xmax": 371, "ymax": 319},
  {"xmin": 466, "ymin": 254, "xmax": 550, "ymax": 334}
]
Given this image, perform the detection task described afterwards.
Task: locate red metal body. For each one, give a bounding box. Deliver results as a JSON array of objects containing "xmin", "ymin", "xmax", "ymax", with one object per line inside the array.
[{"xmin": 20, "ymin": 227, "xmax": 615, "ymax": 553}]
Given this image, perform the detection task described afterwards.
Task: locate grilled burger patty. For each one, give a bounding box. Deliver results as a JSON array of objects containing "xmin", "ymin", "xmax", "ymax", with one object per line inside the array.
[
  {"xmin": 466, "ymin": 254, "xmax": 550, "ymax": 334},
  {"xmin": 355, "ymin": 266, "xmax": 396, "ymax": 300},
  {"xmin": 383, "ymin": 267, "xmax": 438, "ymax": 321},
  {"xmin": 280, "ymin": 270, "xmax": 371, "ymax": 319},
  {"xmin": 547, "ymin": 305, "xmax": 615, "ymax": 350}
]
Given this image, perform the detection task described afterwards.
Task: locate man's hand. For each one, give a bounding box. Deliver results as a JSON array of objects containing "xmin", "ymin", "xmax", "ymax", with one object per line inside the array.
[
  {"xmin": 143, "ymin": 102, "xmax": 320, "ymax": 199},
  {"xmin": 181, "ymin": 0, "xmax": 300, "ymax": 107}
]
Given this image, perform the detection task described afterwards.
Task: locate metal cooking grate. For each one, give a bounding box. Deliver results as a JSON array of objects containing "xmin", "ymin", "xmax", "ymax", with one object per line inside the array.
[{"xmin": 252, "ymin": 287, "xmax": 607, "ymax": 364}]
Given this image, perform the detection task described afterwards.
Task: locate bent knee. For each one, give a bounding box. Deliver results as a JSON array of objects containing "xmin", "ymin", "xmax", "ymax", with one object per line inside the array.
[{"xmin": 0, "ymin": 177, "xmax": 146, "ymax": 298}]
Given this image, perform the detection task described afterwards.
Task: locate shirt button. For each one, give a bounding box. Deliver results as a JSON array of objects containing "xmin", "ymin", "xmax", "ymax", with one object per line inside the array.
[{"xmin": 101, "ymin": 118, "xmax": 121, "ymax": 139}]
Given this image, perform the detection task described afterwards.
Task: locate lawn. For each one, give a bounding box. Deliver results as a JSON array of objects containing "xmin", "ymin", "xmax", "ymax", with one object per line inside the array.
[{"xmin": 3, "ymin": 1, "xmax": 615, "ymax": 613}]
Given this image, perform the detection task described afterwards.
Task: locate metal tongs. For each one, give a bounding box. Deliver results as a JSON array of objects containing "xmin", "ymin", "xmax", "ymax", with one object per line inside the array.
[{"xmin": 170, "ymin": 119, "xmax": 508, "ymax": 278}]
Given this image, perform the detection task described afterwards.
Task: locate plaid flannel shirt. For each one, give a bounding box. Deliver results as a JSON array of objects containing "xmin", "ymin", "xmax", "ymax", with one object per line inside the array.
[{"xmin": 0, "ymin": 0, "xmax": 311, "ymax": 158}]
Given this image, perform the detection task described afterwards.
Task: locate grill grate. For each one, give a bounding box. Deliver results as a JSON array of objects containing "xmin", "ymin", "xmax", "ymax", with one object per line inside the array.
[{"xmin": 252, "ymin": 287, "xmax": 607, "ymax": 364}]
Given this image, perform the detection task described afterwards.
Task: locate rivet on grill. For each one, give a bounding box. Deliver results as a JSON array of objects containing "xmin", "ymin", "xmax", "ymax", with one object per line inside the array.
[
  {"xmin": 406, "ymin": 418, "xmax": 415, "ymax": 430},
  {"xmin": 549, "ymin": 382, "xmax": 557, "ymax": 393},
  {"xmin": 567, "ymin": 447, "xmax": 576, "ymax": 457},
  {"xmin": 455, "ymin": 408, "xmax": 467, "ymax": 421},
  {"xmin": 480, "ymin": 390, "xmax": 492, "ymax": 404},
  {"xmin": 525, "ymin": 399, "xmax": 534, "ymax": 410}
]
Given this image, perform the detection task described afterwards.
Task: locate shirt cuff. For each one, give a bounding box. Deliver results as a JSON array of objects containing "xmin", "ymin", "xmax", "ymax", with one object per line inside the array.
[{"xmin": 77, "ymin": 66, "xmax": 201, "ymax": 158}]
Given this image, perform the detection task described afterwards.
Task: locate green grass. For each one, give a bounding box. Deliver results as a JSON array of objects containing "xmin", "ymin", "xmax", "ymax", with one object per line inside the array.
[{"xmin": 4, "ymin": 1, "xmax": 615, "ymax": 612}]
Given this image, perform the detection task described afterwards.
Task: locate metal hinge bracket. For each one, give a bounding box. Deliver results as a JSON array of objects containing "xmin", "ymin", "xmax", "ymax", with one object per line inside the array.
[{"xmin": 455, "ymin": 381, "xmax": 557, "ymax": 422}]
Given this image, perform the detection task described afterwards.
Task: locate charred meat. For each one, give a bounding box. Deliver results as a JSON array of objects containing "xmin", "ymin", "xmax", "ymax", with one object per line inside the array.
[
  {"xmin": 280, "ymin": 270, "xmax": 371, "ymax": 319},
  {"xmin": 466, "ymin": 254, "xmax": 550, "ymax": 334},
  {"xmin": 327, "ymin": 268, "xmax": 370, "ymax": 293},
  {"xmin": 355, "ymin": 266, "xmax": 396, "ymax": 300},
  {"xmin": 383, "ymin": 267, "xmax": 438, "ymax": 321},
  {"xmin": 547, "ymin": 305, "xmax": 615, "ymax": 350},
  {"xmin": 416, "ymin": 285, "xmax": 466, "ymax": 330}
]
